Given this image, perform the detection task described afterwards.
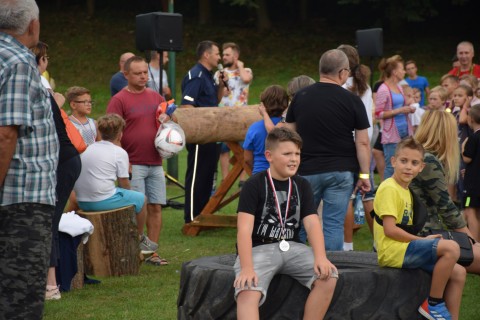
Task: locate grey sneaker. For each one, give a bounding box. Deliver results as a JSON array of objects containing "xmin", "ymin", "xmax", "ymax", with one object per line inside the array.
[{"xmin": 139, "ymin": 235, "xmax": 158, "ymax": 254}]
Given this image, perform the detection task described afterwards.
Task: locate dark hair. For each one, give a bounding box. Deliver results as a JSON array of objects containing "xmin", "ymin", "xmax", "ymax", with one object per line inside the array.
[
  {"xmin": 394, "ymin": 137, "xmax": 425, "ymax": 157},
  {"xmin": 196, "ymin": 40, "xmax": 219, "ymax": 60},
  {"xmin": 337, "ymin": 44, "xmax": 370, "ymax": 96},
  {"xmin": 260, "ymin": 85, "xmax": 289, "ymax": 117},
  {"xmin": 455, "ymin": 84, "xmax": 474, "ymax": 97},
  {"xmin": 124, "ymin": 56, "xmax": 146, "ymax": 72},
  {"xmin": 405, "ymin": 60, "xmax": 416, "ymax": 67},
  {"xmin": 468, "ymin": 104, "xmax": 480, "ymax": 124},
  {"xmin": 265, "ymin": 127, "xmax": 303, "ymax": 151},
  {"xmin": 98, "ymin": 114, "xmax": 125, "ymax": 141},
  {"xmin": 222, "ymin": 42, "xmax": 240, "ymax": 54},
  {"xmin": 65, "ymin": 86, "xmax": 90, "ymax": 103},
  {"xmin": 31, "ymin": 41, "xmax": 48, "ymax": 65}
]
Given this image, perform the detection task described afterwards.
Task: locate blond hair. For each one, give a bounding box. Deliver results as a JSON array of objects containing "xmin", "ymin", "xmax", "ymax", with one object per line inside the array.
[
  {"xmin": 414, "ymin": 110, "xmax": 459, "ymax": 184},
  {"xmin": 430, "ymin": 86, "xmax": 448, "ymax": 102}
]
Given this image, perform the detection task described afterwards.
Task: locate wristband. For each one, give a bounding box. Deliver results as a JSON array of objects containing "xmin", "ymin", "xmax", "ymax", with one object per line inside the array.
[{"xmin": 359, "ymin": 173, "xmax": 370, "ymax": 179}]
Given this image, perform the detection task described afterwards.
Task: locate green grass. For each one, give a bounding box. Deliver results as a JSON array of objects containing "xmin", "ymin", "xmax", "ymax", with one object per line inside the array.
[{"xmin": 39, "ymin": 7, "xmax": 479, "ymax": 320}]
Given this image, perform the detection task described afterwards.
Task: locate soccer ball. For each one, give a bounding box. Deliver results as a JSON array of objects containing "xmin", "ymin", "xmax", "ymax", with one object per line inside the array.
[{"xmin": 155, "ymin": 125, "xmax": 185, "ymax": 159}]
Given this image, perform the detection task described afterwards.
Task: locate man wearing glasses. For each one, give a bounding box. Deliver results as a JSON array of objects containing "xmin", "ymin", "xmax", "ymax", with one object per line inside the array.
[{"xmin": 281, "ymin": 49, "xmax": 371, "ymax": 251}]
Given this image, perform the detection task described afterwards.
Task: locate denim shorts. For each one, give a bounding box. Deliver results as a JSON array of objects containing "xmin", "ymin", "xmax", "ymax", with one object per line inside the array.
[
  {"xmin": 402, "ymin": 238, "xmax": 439, "ymax": 273},
  {"xmin": 78, "ymin": 187, "xmax": 145, "ymax": 214},
  {"xmin": 130, "ymin": 165, "xmax": 166, "ymax": 205},
  {"xmin": 233, "ymin": 242, "xmax": 338, "ymax": 305}
]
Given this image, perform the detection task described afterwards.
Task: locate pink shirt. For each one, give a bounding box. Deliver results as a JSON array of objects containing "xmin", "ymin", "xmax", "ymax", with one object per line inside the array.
[
  {"xmin": 375, "ymin": 83, "xmax": 413, "ymax": 144},
  {"xmin": 107, "ymin": 88, "xmax": 165, "ymax": 165}
]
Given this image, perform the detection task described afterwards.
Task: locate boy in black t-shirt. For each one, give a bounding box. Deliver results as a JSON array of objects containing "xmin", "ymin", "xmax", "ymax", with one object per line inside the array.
[
  {"xmin": 233, "ymin": 127, "xmax": 338, "ymax": 319},
  {"xmin": 462, "ymin": 104, "xmax": 480, "ymax": 241}
]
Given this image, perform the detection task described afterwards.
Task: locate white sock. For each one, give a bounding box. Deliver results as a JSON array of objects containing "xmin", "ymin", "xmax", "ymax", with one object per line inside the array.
[{"xmin": 343, "ymin": 242, "xmax": 353, "ymax": 251}]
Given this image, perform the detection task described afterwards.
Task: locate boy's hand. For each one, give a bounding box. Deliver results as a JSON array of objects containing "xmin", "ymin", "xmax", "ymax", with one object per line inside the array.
[
  {"xmin": 314, "ymin": 257, "xmax": 338, "ymax": 280},
  {"xmin": 234, "ymin": 268, "xmax": 258, "ymax": 289}
]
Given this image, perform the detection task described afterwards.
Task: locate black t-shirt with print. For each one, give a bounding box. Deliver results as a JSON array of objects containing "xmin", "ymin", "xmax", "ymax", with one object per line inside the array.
[
  {"xmin": 237, "ymin": 171, "xmax": 317, "ymax": 247},
  {"xmin": 463, "ymin": 130, "xmax": 480, "ymax": 195}
]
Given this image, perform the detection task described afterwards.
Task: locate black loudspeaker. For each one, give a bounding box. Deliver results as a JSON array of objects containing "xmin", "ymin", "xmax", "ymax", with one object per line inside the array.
[
  {"xmin": 356, "ymin": 28, "xmax": 383, "ymax": 57},
  {"xmin": 136, "ymin": 12, "xmax": 183, "ymax": 52}
]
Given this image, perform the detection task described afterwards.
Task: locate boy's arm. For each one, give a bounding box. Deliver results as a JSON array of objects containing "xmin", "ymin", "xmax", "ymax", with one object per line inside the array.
[
  {"xmin": 234, "ymin": 212, "xmax": 258, "ymax": 289},
  {"xmin": 258, "ymin": 103, "xmax": 275, "ymax": 133},
  {"xmin": 117, "ymin": 177, "xmax": 130, "ymax": 189},
  {"xmin": 462, "ymin": 137, "xmax": 473, "ymax": 164},
  {"xmin": 382, "ymin": 216, "xmax": 434, "ymax": 242},
  {"xmin": 243, "ymin": 150, "xmax": 253, "ymax": 170},
  {"xmin": 303, "ymin": 214, "xmax": 338, "ymax": 279}
]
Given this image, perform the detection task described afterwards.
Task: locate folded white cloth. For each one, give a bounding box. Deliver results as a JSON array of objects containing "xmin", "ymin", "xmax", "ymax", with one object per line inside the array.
[{"xmin": 59, "ymin": 211, "xmax": 94, "ymax": 244}]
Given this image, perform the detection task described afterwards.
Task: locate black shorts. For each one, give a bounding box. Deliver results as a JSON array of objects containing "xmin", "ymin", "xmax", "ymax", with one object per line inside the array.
[{"xmin": 373, "ymin": 132, "xmax": 383, "ymax": 151}]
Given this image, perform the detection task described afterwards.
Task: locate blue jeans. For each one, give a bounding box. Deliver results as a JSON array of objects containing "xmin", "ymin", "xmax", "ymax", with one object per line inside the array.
[
  {"xmin": 383, "ymin": 143, "xmax": 397, "ymax": 180},
  {"xmin": 301, "ymin": 171, "xmax": 354, "ymax": 251}
]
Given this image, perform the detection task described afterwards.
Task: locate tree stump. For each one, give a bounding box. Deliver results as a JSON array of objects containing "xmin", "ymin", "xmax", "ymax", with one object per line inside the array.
[
  {"xmin": 70, "ymin": 242, "xmax": 84, "ymax": 289},
  {"xmin": 78, "ymin": 206, "xmax": 140, "ymax": 277}
]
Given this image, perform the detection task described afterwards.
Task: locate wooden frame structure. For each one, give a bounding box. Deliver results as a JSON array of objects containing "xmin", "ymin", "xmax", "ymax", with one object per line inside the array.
[{"xmin": 182, "ymin": 142, "xmax": 251, "ymax": 236}]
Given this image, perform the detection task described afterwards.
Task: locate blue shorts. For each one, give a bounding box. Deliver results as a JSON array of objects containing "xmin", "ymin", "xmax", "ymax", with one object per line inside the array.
[
  {"xmin": 233, "ymin": 242, "xmax": 338, "ymax": 305},
  {"xmin": 402, "ymin": 238, "xmax": 439, "ymax": 273},
  {"xmin": 130, "ymin": 165, "xmax": 166, "ymax": 205},
  {"xmin": 78, "ymin": 188, "xmax": 145, "ymax": 214}
]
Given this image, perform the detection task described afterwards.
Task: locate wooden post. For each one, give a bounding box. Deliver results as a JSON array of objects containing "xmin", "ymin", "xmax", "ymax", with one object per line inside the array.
[{"xmin": 78, "ymin": 206, "xmax": 140, "ymax": 277}]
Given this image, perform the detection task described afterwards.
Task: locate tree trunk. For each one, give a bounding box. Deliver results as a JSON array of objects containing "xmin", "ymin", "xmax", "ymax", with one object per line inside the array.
[
  {"xmin": 174, "ymin": 105, "xmax": 262, "ymax": 144},
  {"xmin": 78, "ymin": 206, "xmax": 140, "ymax": 277},
  {"xmin": 86, "ymin": 0, "xmax": 95, "ymax": 17},
  {"xmin": 256, "ymin": 0, "xmax": 271, "ymax": 31},
  {"xmin": 199, "ymin": 0, "xmax": 211, "ymax": 25},
  {"xmin": 70, "ymin": 243, "xmax": 84, "ymax": 290}
]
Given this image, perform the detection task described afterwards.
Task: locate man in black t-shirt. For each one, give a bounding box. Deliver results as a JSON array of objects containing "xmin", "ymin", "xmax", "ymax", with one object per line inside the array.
[{"xmin": 284, "ymin": 49, "xmax": 371, "ymax": 251}]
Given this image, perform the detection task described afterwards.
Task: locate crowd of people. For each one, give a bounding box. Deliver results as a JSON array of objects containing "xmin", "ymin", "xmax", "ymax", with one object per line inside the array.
[{"xmin": 2, "ymin": 0, "xmax": 480, "ymax": 319}]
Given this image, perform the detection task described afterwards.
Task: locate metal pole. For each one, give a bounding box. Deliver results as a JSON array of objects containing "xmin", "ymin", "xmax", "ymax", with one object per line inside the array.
[{"xmin": 166, "ymin": 0, "xmax": 179, "ymax": 179}]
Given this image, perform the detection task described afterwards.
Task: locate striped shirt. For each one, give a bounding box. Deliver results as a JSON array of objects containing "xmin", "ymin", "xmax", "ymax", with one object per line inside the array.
[{"xmin": 0, "ymin": 32, "xmax": 59, "ymax": 206}]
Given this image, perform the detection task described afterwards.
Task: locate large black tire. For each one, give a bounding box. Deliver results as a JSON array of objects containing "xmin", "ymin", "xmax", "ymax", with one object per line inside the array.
[{"xmin": 177, "ymin": 252, "xmax": 430, "ymax": 320}]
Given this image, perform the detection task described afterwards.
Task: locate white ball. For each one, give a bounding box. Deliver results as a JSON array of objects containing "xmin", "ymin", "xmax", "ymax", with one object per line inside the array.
[{"xmin": 155, "ymin": 127, "xmax": 185, "ymax": 159}]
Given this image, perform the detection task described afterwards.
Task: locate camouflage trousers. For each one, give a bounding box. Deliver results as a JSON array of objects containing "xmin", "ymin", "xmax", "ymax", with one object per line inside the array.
[{"xmin": 0, "ymin": 203, "xmax": 53, "ymax": 320}]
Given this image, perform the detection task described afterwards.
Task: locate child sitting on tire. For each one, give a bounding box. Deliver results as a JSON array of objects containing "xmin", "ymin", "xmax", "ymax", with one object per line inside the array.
[
  {"xmin": 234, "ymin": 127, "xmax": 338, "ymax": 319},
  {"xmin": 373, "ymin": 137, "xmax": 466, "ymax": 320}
]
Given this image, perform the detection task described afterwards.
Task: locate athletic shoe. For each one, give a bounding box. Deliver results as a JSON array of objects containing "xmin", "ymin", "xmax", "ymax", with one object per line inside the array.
[
  {"xmin": 139, "ymin": 234, "xmax": 158, "ymax": 254},
  {"xmin": 45, "ymin": 286, "xmax": 61, "ymax": 301},
  {"xmin": 418, "ymin": 299, "xmax": 451, "ymax": 320}
]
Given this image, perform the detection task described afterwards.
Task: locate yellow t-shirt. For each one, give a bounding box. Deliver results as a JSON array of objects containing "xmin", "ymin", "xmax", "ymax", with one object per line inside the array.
[{"xmin": 373, "ymin": 178, "xmax": 413, "ymax": 268}]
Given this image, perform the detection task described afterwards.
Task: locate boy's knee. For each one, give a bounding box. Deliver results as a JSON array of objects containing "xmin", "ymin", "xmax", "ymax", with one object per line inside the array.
[
  {"xmin": 452, "ymin": 264, "xmax": 467, "ymax": 282},
  {"xmin": 237, "ymin": 290, "xmax": 262, "ymax": 305},
  {"xmin": 440, "ymin": 239, "xmax": 461, "ymax": 259},
  {"xmin": 313, "ymin": 276, "xmax": 337, "ymax": 293}
]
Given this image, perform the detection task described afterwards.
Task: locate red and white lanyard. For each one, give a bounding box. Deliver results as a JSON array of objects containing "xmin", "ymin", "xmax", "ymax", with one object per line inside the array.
[{"xmin": 267, "ymin": 169, "xmax": 292, "ymax": 240}]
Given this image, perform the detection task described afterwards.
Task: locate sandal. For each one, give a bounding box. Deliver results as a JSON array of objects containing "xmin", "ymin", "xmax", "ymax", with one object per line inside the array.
[{"xmin": 145, "ymin": 253, "xmax": 169, "ymax": 266}]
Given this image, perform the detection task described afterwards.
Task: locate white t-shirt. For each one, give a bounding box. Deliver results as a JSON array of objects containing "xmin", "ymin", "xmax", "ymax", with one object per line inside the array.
[
  {"xmin": 74, "ymin": 140, "xmax": 129, "ymax": 202},
  {"xmin": 147, "ymin": 65, "xmax": 168, "ymax": 92},
  {"xmin": 343, "ymin": 77, "xmax": 374, "ymax": 141},
  {"xmin": 41, "ymin": 75, "xmax": 52, "ymax": 90}
]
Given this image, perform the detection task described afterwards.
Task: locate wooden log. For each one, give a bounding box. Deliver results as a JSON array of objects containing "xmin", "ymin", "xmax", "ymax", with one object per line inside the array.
[
  {"xmin": 78, "ymin": 206, "xmax": 140, "ymax": 277},
  {"xmin": 70, "ymin": 242, "xmax": 84, "ymax": 289},
  {"xmin": 174, "ymin": 105, "xmax": 262, "ymax": 144}
]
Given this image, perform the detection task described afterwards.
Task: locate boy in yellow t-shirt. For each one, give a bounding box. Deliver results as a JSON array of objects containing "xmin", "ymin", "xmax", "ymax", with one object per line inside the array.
[{"xmin": 373, "ymin": 137, "xmax": 465, "ymax": 320}]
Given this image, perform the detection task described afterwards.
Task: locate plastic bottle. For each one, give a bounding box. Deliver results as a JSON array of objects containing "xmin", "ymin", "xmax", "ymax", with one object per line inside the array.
[{"xmin": 354, "ymin": 192, "xmax": 365, "ymax": 225}]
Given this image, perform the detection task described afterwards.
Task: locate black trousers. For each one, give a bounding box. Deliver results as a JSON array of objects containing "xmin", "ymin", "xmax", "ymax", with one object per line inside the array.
[
  {"xmin": 50, "ymin": 155, "xmax": 82, "ymax": 267},
  {"xmin": 184, "ymin": 142, "xmax": 220, "ymax": 223}
]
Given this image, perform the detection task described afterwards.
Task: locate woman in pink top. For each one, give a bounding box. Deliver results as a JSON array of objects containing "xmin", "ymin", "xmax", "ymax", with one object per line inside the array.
[{"xmin": 375, "ymin": 55, "xmax": 416, "ymax": 179}]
